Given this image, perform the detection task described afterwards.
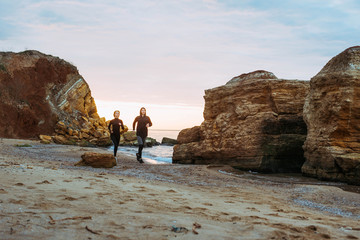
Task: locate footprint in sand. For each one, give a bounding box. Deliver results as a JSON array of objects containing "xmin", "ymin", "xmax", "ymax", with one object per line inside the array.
[
  {"xmin": 306, "ymin": 226, "xmax": 331, "ymax": 239},
  {"xmin": 248, "ymin": 215, "xmax": 268, "ymax": 221},
  {"xmin": 270, "ymin": 206, "xmax": 290, "ymax": 213},
  {"xmin": 64, "ymin": 196, "xmax": 78, "ymax": 201},
  {"xmin": 36, "ymin": 180, "xmax": 52, "ymax": 184},
  {"xmin": 272, "ymin": 223, "xmax": 290, "ymax": 229},
  {"xmin": 269, "ymin": 230, "xmax": 292, "ymax": 239},
  {"xmin": 105, "ymin": 234, "xmax": 123, "ymax": 240},
  {"xmin": 306, "ymin": 225, "xmax": 317, "ymax": 232},
  {"xmin": 107, "ymin": 220, "xmax": 126, "ymax": 229},
  {"xmin": 0, "ymin": 188, "xmax": 8, "ymax": 194},
  {"xmin": 224, "ymin": 194, "xmax": 238, "ymax": 198},
  {"xmin": 293, "ymin": 215, "xmax": 308, "ymax": 220},
  {"xmin": 133, "ymin": 186, "xmax": 147, "ymax": 191},
  {"xmin": 166, "ymin": 189, "xmax": 177, "ymax": 193},
  {"xmin": 266, "ymin": 213, "xmax": 281, "ymax": 217},
  {"xmin": 289, "ymin": 227, "xmax": 302, "ymax": 233},
  {"xmin": 246, "ymin": 207, "xmax": 260, "ymax": 212},
  {"xmin": 9, "ymin": 199, "xmax": 25, "ymax": 204},
  {"xmin": 56, "ymin": 194, "xmax": 78, "ymax": 201},
  {"xmin": 142, "ymin": 225, "xmax": 154, "ymax": 229},
  {"xmin": 96, "ymin": 192, "xmax": 112, "ymax": 196},
  {"xmin": 231, "ymin": 216, "xmax": 242, "ymax": 222},
  {"xmin": 14, "ymin": 183, "xmax": 25, "ymax": 186},
  {"xmin": 203, "ymin": 203, "xmax": 213, "ymax": 206},
  {"xmin": 63, "ymin": 180, "xmax": 73, "ymax": 183},
  {"xmin": 193, "ymin": 207, "xmax": 208, "ymax": 212}
]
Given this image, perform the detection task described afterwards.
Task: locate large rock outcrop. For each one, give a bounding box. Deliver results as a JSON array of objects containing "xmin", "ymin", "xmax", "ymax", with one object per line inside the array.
[
  {"xmin": 173, "ymin": 70, "xmax": 309, "ymax": 173},
  {"xmin": 302, "ymin": 46, "xmax": 360, "ymax": 185},
  {"xmin": 0, "ymin": 50, "xmax": 111, "ymax": 145}
]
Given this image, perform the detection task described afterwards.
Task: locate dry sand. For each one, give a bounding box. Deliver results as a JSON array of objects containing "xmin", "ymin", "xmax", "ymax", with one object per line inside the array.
[{"xmin": 0, "ymin": 138, "xmax": 360, "ymax": 240}]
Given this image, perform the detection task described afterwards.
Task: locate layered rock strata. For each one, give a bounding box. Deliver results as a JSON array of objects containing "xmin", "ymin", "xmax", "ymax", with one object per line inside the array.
[
  {"xmin": 0, "ymin": 50, "xmax": 111, "ymax": 146},
  {"xmin": 173, "ymin": 71, "xmax": 309, "ymax": 173},
  {"xmin": 302, "ymin": 46, "xmax": 360, "ymax": 184}
]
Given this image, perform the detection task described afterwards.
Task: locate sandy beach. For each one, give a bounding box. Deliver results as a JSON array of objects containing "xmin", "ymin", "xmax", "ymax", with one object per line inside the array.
[{"xmin": 1, "ymin": 138, "xmax": 360, "ymax": 240}]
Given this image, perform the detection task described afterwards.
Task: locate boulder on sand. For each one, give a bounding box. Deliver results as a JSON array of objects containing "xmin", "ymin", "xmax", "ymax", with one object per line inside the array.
[
  {"xmin": 39, "ymin": 135, "xmax": 52, "ymax": 144},
  {"xmin": 75, "ymin": 152, "xmax": 116, "ymax": 168}
]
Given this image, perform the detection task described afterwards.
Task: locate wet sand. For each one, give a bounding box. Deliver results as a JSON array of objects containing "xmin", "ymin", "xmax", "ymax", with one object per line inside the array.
[{"xmin": 0, "ymin": 138, "xmax": 360, "ymax": 239}]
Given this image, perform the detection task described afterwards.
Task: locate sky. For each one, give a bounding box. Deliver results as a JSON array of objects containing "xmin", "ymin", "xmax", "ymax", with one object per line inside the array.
[{"xmin": 1, "ymin": 0, "xmax": 359, "ymax": 130}]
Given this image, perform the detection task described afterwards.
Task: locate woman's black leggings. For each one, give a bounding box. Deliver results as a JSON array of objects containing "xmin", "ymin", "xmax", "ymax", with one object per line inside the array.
[
  {"xmin": 111, "ymin": 134, "xmax": 120, "ymax": 156},
  {"xmin": 137, "ymin": 136, "xmax": 146, "ymax": 157}
]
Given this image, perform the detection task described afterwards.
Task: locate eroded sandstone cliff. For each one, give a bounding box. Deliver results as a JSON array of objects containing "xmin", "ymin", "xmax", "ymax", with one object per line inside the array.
[
  {"xmin": 302, "ymin": 46, "xmax": 360, "ymax": 184},
  {"xmin": 0, "ymin": 50, "xmax": 110, "ymax": 145},
  {"xmin": 173, "ymin": 70, "xmax": 309, "ymax": 173}
]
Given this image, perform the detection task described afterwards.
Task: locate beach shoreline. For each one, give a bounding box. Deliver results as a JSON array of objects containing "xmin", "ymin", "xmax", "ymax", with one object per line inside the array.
[{"xmin": 1, "ymin": 138, "xmax": 360, "ymax": 239}]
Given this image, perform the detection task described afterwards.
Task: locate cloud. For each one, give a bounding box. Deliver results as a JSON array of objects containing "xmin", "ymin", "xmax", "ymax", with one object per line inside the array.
[{"xmin": 1, "ymin": 0, "xmax": 359, "ymax": 108}]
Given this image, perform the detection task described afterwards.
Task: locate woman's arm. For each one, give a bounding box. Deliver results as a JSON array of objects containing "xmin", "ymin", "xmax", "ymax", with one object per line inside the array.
[
  {"xmin": 132, "ymin": 117, "xmax": 138, "ymax": 131},
  {"xmin": 108, "ymin": 120, "xmax": 112, "ymax": 132},
  {"xmin": 120, "ymin": 120, "xmax": 125, "ymax": 130}
]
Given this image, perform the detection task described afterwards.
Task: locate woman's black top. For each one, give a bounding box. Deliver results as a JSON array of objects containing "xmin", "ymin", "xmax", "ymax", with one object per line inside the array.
[
  {"xmin": 133, "ymin": 115, "xmax": 152, "ymax": 138},
  {"xmin": 108, "ymin": 118, "xmax": 125, "ymax": 136}
]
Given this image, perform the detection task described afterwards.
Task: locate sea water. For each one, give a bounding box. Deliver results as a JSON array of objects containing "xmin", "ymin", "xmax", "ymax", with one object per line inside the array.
[{"xmin": 109, "ymin": 129, "xmax": 180, "ymax": 164}]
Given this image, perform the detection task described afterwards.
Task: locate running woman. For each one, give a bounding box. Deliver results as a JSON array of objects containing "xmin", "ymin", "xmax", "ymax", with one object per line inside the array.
[
  {"xmin": 108, "ymin": 110, "xmax": 125, "ymax": 160},
  {"xmin": 132, "ymin": 107, "xmax": 152, "ymax": 163}
]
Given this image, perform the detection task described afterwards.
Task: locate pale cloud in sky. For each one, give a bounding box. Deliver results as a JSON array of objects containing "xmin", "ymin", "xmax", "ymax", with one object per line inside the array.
[{"xmin": 1, "ymin": 0, "xmax": 359, "ymax": 128}]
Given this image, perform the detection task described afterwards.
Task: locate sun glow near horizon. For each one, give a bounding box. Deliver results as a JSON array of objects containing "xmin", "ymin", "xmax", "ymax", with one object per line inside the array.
[{"xmin": 95, "ymin": 100, "xmax": 204, "ymax": 131}]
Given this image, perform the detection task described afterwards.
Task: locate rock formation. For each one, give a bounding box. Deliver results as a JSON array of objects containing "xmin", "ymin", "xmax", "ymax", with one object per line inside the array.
[
  {"xmin": 0, "ymin": 50, "xmax": 112, "ymax": 146},
  {"xmin": 302, "ymin": 46, "xmax": 360, "ymax": 185},
  {"xmin": 173, "ymin": 70, "xmax": 309, "ymax": 173}
]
